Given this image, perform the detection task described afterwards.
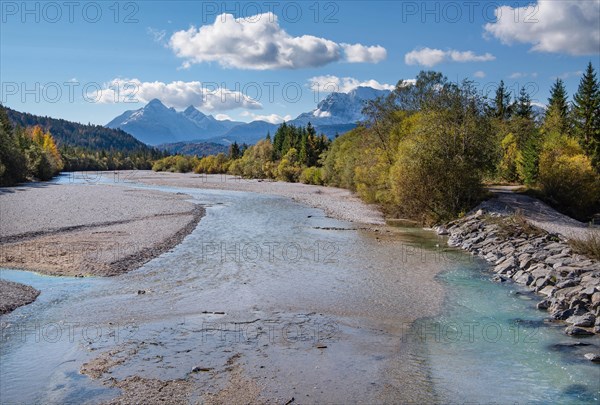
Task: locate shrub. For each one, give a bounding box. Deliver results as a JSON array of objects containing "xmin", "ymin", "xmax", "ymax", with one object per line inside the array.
[
  {"xmin": 538, "ymin": 133, "xmax": 600, "ymax": 220},
  {"xmin": 194, "ymin": 153, "xmax": 228, "ymax": 174},
  {"xmin": 276, "ymin": 148, "xmax": 302, "ymax": 182},
  {"xmin": 299, "ymin": 166, "xmax": 323, "ymax": 185},
  {"xmin": 152, "ymin": 155, "xmax": 198, "ymax": 173}
]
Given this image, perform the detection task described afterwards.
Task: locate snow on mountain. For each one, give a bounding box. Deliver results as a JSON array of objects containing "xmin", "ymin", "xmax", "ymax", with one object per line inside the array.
[
  {"xmin": 291, "ymin": 86, "xmax": 391, "ymax": 127},
  {"xmin": 106, "ymin": 100, "xmax": 244, "ymax": 145},
  {"xmin": 107, "ymin": 86, "xmax": 390, "ymax": 146}
]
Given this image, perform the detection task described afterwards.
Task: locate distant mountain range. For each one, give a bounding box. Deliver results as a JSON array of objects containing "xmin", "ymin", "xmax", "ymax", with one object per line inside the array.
[{"xmin": 106, "ymin": 87, "xmax": 392, "ymax": 146}]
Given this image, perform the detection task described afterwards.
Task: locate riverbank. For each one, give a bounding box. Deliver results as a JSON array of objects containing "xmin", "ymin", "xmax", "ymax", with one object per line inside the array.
[
  {"xmin": 0, "ymin": 183, "xmax": 204, "ymax": 313},
  {"xmin": 439, "ymin": 191, "xmax": 600, "ymax": 342},
  {"xmin": 126, "ymin": 170, "xmax": 386, "ymax": 225},
  {"xmin": 0, "ymin": 280, "xmax": 40, "ymax": 314}
]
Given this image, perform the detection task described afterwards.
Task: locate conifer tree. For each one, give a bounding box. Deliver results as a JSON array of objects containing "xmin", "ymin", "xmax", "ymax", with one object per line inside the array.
[
  {"xmin": 544, "ymin": 78, "xmax": 570, "ymax": 134},
  {"xmin": 573, "ymin": 62, "xmax": 600, "ymax": 169},
  {"xmin": 494, "ymin": 80, "xmax": 513, "ymax": 120}
]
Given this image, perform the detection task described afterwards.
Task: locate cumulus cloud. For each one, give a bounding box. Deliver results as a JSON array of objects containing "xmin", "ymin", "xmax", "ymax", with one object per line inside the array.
[
  {"xmin": 404, "ymin": 47, "xmax": 495, "ymax": 67},
  {"xmin": 341, "ymin": 43, "xmax": 387, "ymax": 63},
  {"xmin": 90, "ymin": 78, "xmax": 262, "ymax": 111},
  {"xmin": 308, "ymin": 75, "xmax": 395, "ymax": 93},
  {"xmin": 241, "ymin": 111, "xmax": 292, "ymax": 124},
  {"xmin": 168, "ymin": 13, "xmax": 387, "ymax": 69},
  {"xmin": 484, "ymin": 0, "xmax": 600, "ymax": 55},
  {"xmin": 474, "ymin": 71, "xmax": 486, "ymax": 78}
]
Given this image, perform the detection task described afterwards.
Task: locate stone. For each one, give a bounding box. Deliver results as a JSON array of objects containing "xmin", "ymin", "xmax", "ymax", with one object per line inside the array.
[
  {"xmin": 500, "ymin": 246, "xmax": 516, "ymax": 256},
  {"xmin": 435, "ymin": 226, "xmax": 449, "ymax": 235},
  {"xmin": 546, "ymin": 253, "xmax": 568, "ymax": 266},
  {"xmin": 519, "ymin": 257, "xmax": 533, "ymax": 270},
  {"xmin": 566, "ymin": 313, "xmax": 596, "ymax": 327},
  {"xmin": 514, "ymin": 272, "xmax": 533, "ymax": 285},
  {"xmin": 537, "ymin": 299, "xmax": 551, "ymax": 310},
  {"xmin": 552, "ymin": 307, "xmax": 586, "ymax": 320},
  {"xmin": 565, "ymin": 326, "xmax": 594, "ymax": 336},
  {"xmin": 584, "ymin": 353, "xmax": 600, "ymax": 362},
  {"xmin": 540, "ymin": 286, "xmax": 556, "ymax": 297},
  {"xmin": 191, "ymin": 366, "xmax": 213, "ymax": 372},
  {"xmin": 532, "ymin": 251, "xmax": 549, "ymax": 261},
  {"xmin": 533, "ymin": 276, "xmax": 550, "ymax": 289},
  {"xmin": 556, "ymin": 279, "xmax": 577, "ymax": 289},
  {"xmin": 495, "ymin": 257, "xmax": 516, "ymax": 274}
]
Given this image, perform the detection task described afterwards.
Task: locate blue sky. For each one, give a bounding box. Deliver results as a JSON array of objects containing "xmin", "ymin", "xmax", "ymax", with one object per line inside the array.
[{"xmin": 1, "ymin": 0, "xmax": 598, "ymax": 125}]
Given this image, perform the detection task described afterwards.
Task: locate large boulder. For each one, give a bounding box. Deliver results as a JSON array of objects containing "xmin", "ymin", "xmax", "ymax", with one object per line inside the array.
[
  {"xmin": 565, "ymin": 326, "xmax": 594, "ymax": 336},
  {"xmin": 566, "ymin": 313, "xmax": 596, "ymax": 327}
]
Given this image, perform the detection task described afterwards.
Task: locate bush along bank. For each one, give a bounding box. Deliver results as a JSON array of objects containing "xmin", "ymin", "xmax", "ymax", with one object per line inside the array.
[{"xmin": 437, "ymin": 210, "xmax": 600, "ymax": 346}]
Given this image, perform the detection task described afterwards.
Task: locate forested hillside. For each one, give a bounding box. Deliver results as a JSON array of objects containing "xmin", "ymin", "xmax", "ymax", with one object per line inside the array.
[
  {"xmin": 6, "ymin": 107, "xmax": 150, "ymax": 152},
  {"xmin": 0, "ymin": 105, "xmax": 166, "ymax": 185}
]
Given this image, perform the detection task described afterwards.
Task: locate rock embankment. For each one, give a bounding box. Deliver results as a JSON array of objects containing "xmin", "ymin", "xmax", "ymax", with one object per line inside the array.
[{"xmin": 438, "ymin": 209, "xmax": 600, "ymax": 337}]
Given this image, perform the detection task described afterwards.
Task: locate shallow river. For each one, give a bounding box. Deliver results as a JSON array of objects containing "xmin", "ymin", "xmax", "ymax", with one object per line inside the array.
[{"xmin": 1, "ymin": 175, "xmax": 598, "ymax": 403}]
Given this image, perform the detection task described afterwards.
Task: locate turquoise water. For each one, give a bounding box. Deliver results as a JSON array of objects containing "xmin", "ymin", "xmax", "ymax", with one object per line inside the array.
[{"xmin": 423, "ymin": 259, "xmax": 600, "ymax": 404}]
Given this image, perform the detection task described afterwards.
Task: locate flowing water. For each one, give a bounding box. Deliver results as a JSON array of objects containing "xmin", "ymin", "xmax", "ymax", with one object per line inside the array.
[{"xmin": 1, "ymin": 174, "xmax": 599, "ymax": 403}]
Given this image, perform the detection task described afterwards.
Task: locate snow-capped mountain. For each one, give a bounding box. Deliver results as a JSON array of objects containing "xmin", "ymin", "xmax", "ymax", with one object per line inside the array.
[
  {"xmin": 106, "ymin": 99, "xmax": 243, "ymax": 145},
  {"xmin": 292, "ymin": 86, "xmax": 391, "ymax": 127},
  {"xmin": 106, "ymin": 87, "xmax": 391, "ymax": 146}
]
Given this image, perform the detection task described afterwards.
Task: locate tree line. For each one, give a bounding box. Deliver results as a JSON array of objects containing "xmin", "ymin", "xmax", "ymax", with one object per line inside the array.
[
  {"xmin": 155, "ymin": 63, "xmax": 599, "ymax": 224},
  {"xmin": 152, "ymin": 123, "xmax": 331, "ymax": 184}
]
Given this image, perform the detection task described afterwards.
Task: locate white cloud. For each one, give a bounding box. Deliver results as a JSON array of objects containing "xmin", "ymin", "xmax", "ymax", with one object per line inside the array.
[
  {"xmin": 168, "ymin": 13, "xmax": 387, "ymax": 70},
  {"xmin": 556, "ymin": 70, "xmax": 584, "ymax": 80},
  {"xmin": 241, "ymin": 111, "xmax": 292, "ymax": 124},
  {"xmin": 484, "ymin": 0, "xmax": 600, "ymax": 55},
  {"xmin": 341, "ymin": 43, "xmax": 387, "ymax": 63},
  {"xmin": 90, "ymin": 78, "xmax": 262, "ymax": 111},
  {"xmin": 308, "ymin": 75, "xmax": 395, "ymax": 93},
  {"xmin": 508, "ymin": 72, "xmax": 538, "ymax": 79},
  {"xmin": 474, "ymin": 71, "xmax": 486, "ymax": 78},
  {"xmin": 215, "ymin": 113, "xmax": 233, "ymax": 121},
  {"xmin": 404, "ymin": 47, "xmax": 495, "ymax": 67}
]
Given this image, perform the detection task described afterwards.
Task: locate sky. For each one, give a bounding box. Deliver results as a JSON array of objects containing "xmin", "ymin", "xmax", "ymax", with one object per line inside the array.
[{"xmin": 1, "ymin": 0, "xmax": 599, "ymax": 125}]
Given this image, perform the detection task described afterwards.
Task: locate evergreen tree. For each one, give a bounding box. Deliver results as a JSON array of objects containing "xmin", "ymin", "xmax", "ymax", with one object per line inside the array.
[
  {"xmin": 544, "ymin": 78, "xmax": 570, "ymax": 134},
  {"xmin": 493, "ymin": 80, "xmax": 513, "ymax": 120},
  {"xmin": 515, "ymin": 87, "xmax": 533, "ymax": 120},
  {"xmin": 299, "ymin": 129, "xmax": 309, "ymax": 165},
  {"xmin": 573, "ymin": 62, "xmax": 600, "ymax": 170},
  {"xmin": 228, "ymin": 141, "xmax": 241, "ymax": 160}
]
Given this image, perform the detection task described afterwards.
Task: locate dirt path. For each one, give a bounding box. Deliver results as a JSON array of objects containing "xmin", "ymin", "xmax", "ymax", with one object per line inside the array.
[{"xmin": 480, "ymin": 188, "xmax": 597, "ymax": 239}]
